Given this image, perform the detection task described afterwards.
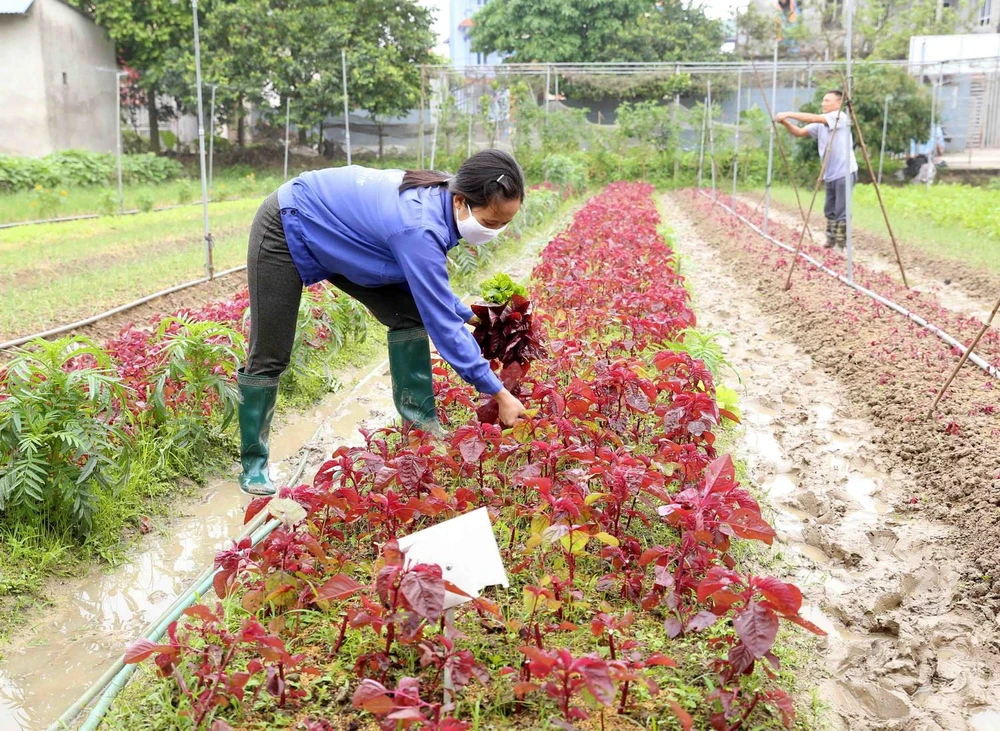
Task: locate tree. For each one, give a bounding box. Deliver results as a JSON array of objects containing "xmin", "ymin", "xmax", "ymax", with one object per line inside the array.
[
  {"xmin": 345, "ymin": 0, "xmax": 435, "ymax": 158},
  {"xmin": 857, "ymin": 0, "xmax": 970, "ymax": 60},
  {"xmin": 68, "ymin": 0, "xmax": 196, "ymax": 152},
  {"xmin": 469, "ymin": 0, "xmax": 722, "ymax": 64}
]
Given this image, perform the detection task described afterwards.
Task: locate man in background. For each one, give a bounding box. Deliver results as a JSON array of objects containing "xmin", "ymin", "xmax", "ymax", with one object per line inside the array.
[{"xmin": 775, "ymin": 90, "xmax": 858, "ymax": 249}]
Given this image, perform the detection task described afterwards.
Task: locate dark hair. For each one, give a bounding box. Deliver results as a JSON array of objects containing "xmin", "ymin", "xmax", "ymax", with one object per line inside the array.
[
  {"xmin": 399, "ymin": 150, "xmax": 525, "ymax": 207},
  {"xmin": 825, "ymin": 90, "xmax": 844, "ymax": 99}
]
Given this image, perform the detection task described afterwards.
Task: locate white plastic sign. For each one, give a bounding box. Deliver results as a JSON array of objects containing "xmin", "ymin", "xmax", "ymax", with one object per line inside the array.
[{"xmin": 397, "ymin": 507, "xmax": 509, "ymax": 610}]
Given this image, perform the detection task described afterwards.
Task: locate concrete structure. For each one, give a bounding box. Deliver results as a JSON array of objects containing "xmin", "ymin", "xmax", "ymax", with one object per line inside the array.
[
  {"xmin": 447, "ymin": 0, "xmax": 502, "ymax": 67},
  {"xmin": 0, "ymin": 0, "xmax": 116, "ymax": 156}
]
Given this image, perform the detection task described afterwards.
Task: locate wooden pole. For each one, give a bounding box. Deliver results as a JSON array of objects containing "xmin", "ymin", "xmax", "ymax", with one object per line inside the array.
[
  {"xmin": 782, "ymin": 111, "xmax": 844, "ymax": 291},
  {"xmin": 751, "ymin": 59, "xmax": 816, "ymax": 246},
  {"xmin": 838, "ymin": 78, "xmax": 909, "ymax": 287},
  {"xmin": 928, "ymin": 295, "xmax": 1000, "ymax": 417}
]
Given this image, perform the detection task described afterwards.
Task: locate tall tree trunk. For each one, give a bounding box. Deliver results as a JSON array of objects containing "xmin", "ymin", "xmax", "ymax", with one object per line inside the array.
[
  {"xmin": 377, "ymin": 121, "xmax": 385, "ymax": 159},
  {"xmin": 148, "ymin": 86, "xmax": 161, "ymax": 153},
  {"xmin": 318, "ymin": 121, "xmax": 325, "ymax": 157}
]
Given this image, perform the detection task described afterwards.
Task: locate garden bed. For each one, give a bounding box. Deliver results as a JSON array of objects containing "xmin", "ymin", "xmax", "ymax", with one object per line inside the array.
[{"xmin": 105, "ymin": 184, "xmax": 820, "ymax": 731}]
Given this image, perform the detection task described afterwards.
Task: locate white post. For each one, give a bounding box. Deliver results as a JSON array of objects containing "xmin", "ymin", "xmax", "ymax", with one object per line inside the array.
[
  {"xmin": 878, "ymin": 95, "xmax": 890, "ymax": 184},
  {"xmin": 114, "ymin": 72, "xmax": 124, "ymax": 214},
  {"xmin": 430, "ymin": 82, "xmax": 440, "ymax": 170},
  {"xmin": 208, "ymin": 84, "xmax": 216, "ymax": 190},
  {"xmin": 283, "ymin": 96, "xmax": 291, "ymax": 181},
  {"xmin": 763, "ymin": 41, "xmax": 778, "ymax": 236},
  {"xmin": 707, "ymin": 79, "xmax": 717, "ymax": 200},
  {"xmin": 191, "ymin": 0, "xmax": 213, "ymax": 279},
  {"xmin": 467, "ymin": 98, "xmax": 473, "ymax": 157},
  {"xmin": 342, "ymin": 49, "xmax": 352, "ymax": 166},
  {"xmin": 732, "ymin": 69, "xmax": 742, "ymax": 206},
  {"xmin": 845, "ymin": 0, "xmax": 854, "ymax": 282}
]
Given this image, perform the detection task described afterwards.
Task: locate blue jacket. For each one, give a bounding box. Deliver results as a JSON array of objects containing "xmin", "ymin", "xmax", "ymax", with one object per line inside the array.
[{"xmin": 277, "ymin": 166, "xmax": 502, "ymax": 396}]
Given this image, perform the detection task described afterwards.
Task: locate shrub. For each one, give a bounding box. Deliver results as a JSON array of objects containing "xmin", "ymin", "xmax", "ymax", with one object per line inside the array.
[
  {"xmin": 136, "ymin": 191, "xmax": 155, "ymax": 213},
  {"xmin": 99, "ymin": 188, "xmax": 118, "ymax": 216},
  {"xmin": 29, "ymin": 185, "xmax": 65, "ymax": 218},
  {"xmin": 176, "ymin": 181, "xmax": 194, "ymax": 205},
  {"xmin": 0, "ymin": 337, "xmax": 130, "ymax": 534},
  {"xmin": 542, "ymin": 153, "xmax": 589, "ymax": 195},
  {"xmin": 0, "ymin": 150, "xmax": 183, "ymax": 192}
]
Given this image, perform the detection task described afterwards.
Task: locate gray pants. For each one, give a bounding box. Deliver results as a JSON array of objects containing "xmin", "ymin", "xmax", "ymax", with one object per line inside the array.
[
  {"xmin": 823, "ymin": 173, "xmax": 856, "ymax": 223},
  {"xmin": 245, "ymin": 192, "xmax": 422, "ymax": 380}
]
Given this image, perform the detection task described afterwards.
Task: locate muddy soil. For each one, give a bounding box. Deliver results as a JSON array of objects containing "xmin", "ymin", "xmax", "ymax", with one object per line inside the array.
[
  {"xmin": 665, "ymin": 192, "xmax": 1000, "ymax": 730},
  {"xmin": 761, "ymin": 196, "xmax": 1000, "ymax": 318}
]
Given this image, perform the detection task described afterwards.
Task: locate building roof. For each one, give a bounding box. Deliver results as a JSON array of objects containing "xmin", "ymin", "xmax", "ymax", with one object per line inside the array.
[{"xmin": 0, "ymin": 0, "xmax": 34, "ymax": 13}]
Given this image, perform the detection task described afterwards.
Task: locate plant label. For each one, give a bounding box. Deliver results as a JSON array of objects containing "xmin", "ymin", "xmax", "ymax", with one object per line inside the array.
[{"xmin": 397, "ymin": 507, "xmax": 509, "ymax": 609}]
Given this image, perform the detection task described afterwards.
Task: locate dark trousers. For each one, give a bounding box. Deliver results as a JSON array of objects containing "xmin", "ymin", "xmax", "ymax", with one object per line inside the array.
[
  {"xmin": 244, "ymin": 192, "xmax": 422, "ymax": 380},
  {"xmin": 823, "ymin": 173, "xmax": 856, "ymax": 223}
]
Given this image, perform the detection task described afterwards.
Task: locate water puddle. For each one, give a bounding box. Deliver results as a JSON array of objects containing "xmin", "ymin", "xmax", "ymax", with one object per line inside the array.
[{"xmin": 0, "ymin": 358, "xmax": 396, "ymax": 730}]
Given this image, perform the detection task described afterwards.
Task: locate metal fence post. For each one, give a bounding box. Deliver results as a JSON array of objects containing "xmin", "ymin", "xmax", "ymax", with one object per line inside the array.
[
  {"xmin": 707, "ymin": 79, "xmax": 717, "ymax": 200},
  {"xmin": 732, "ymin": 69, "xmax": 742, "ymax": 206},
  {"xmin": 114, "ymin": 71, "xmax": 124, "ymax": 214},
  {"xmin": 283, "ymin": 97, "xmax": 291, "ymax": 181},
  {"xmin": 467, "ymin": 98, "xmax": 473, "ymax": 157},
  {"xmin": 342, "ymin": 49, "xmax": 352, "ymax": 166},
  {"xmin": 697, "ymin": 95, "xmax": 708, "ymax": 189},
  {"xmin": 545, "ymin": 65, "xmax": 551, "ymax": 120},
  {"xmin": 208, "ymin": 84, "xmax": 216, "ymax": 190},
  {"xmin": 845, "ymin": 0, "xmax": 854, "ymax": 282},
  {"xmin": 191, "ymin": 0, "xmax": 213, "ymax": 280},
  {"xmin": 419, "ymin": 65, "xmax": 426, "ymax": 168},
  {"xmin": 878, "ymin": 95, "xmax": 890, "ymax": 184},
  {"xmin": 763, "ymin": 41, "xmax": 778, "ymax": 236}
]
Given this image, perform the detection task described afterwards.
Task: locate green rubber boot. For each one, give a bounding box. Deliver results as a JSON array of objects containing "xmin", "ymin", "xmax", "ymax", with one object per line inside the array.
[
  {"xmin": 387, "ymin": 327, "xmax": 444, "ymax": 437},
  {"xmin": 834, "ymin": 221, "xmax": 847, "ymax": 250},
  {"xmin": 825, "ymin": 219, "xmax": 837, "ymax": 249},
  {"xmin": 237, "ymin": 368, "xmax": 279, "ymax": 496}
]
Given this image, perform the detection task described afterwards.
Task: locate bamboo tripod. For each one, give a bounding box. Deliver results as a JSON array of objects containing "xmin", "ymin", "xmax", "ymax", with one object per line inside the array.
[{"xmin": 928, "ymin": 296, "xmax": 1000, "ymax": 416}]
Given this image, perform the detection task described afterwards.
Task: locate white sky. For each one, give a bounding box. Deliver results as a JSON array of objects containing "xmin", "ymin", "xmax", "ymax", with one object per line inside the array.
[{"xmin": 419, "ymin": 0, "xmax": 744, "ymax": 58}]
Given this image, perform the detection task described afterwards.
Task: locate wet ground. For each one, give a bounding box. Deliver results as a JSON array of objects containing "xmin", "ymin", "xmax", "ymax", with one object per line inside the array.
[{"xmin": 668, "ymin": 192, "xmax": 1000, "ymax": 730}]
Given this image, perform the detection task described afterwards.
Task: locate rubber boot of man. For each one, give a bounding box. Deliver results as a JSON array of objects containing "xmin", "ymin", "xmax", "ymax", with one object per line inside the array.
[
  {"xmin": 237, "ymin": 368, "xmax": 279, "ymax": 496},
  {"xmin": 825, "ymin": 219, "xmax": 837, "ymax": 249},
  {"xmin": 387, "ymin": 327, "xmax": 445, "ymax": 438},
  {"xmin": 835, "ymin": 221, "xmax": 847, "ymax": 250}
]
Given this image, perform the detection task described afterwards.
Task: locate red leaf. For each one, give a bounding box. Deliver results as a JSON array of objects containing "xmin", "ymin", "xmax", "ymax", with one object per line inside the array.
[
  {"xmin": 766, "ymin": 688, "xmax": 797, "ymax": 728},
  {"xmin": 513, "ymin": 681, "xmax": 540, "ymax": 698},
  {"xmin": 576, "ymin": 657, "xmax": 615, "ymax": 706},
  {"xmin": 727, "ymin": 508, "xmax": 777, "ymax": 545},
  {"xmin": 458, "ymin": 438, "xmax": 486, "ymax": 464},
  {"xmin": 645, "ymin": 653, "xmax": 677, "ymax": 667},
  {"xmin": 703, "ymin": 454, "xmax": 735, "ymax": 493},
  {"xmin": 210, "ymin": 721, "xmax": 234, "ymax": 731},
  {"xmin": 733, "ymin": 602, "xmax": 779, "ymax": 658},
  {"xmin": 685, "ymin": 610, "xmax": 720, "ymax": 633},
  {"xmin": 755, "ymin": 576, "xmax": 803, "ymax": 615},
  {"xmin": 781, "ymin": 612, "xmax": 828, "ymax": 636},
  {"xmin": 352, "ymin": 679, "xmax": 394, "ymax": 714},
  {"xmin": 316, "ymin": 574, "xmax": 364, "ymax": 602},
  {"xmin": 399, "ymin": 565, "xmax": 445, "ymax": 620},
  {"xmin": 123, "ymin": 637, "xmax": 172, "ymax": 664},
  {"xmin": 668, "ymin": 699, "xmax": 693, "ymax": 731},
  {"xmin": 243, "ymin": 495, "xmax": 271, "ymax": 525},
  {"xmin": 212, "ymin": 570, "xmax": 232, "ymax": 599}
]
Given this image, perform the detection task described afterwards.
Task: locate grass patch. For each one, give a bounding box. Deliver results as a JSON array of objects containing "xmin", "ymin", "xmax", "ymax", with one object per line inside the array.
[{"xmin": 760, "ymin": 183, "xmax": 1000, "ymax": 274}]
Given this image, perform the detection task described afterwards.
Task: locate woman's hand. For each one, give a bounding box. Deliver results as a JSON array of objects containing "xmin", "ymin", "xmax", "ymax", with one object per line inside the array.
[
  {"xmin": 493, "ymin": 388, "xmax": 526, "ymax": 427},
  {"xmin": 467, "ymin": 314, "xmax": 481, "ymax": 327}
]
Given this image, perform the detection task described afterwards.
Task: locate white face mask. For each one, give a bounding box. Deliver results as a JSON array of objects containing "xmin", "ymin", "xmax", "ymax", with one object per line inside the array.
[{"xmin": 457, "ymin": 204, "xmax": 506, "ymax": 246}]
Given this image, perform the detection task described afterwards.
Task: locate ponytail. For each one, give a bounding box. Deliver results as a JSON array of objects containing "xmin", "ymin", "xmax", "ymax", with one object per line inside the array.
[
  {"xmin": 398, "ymin": 150, "xmax": 525, "ymax": 206},
  {"xmin": 399, "ymin": 169, "xmax": 451, "ymax": 192}
]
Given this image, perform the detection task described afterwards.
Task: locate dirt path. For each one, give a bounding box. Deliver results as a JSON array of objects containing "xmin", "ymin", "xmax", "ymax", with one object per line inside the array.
[
  {"xmin": 665, "ymin": 194, "xmax": 1000, "ymax": 731},
  {"xmin": 753, "ymin": 196, "xmax": 999, "ymax": 323}
]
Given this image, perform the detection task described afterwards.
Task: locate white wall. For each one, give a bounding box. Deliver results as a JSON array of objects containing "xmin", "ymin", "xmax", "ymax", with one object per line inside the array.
[
  {"xmin": 0, "ymin": 0, "xmax": 116, "ymax": 157},
  {"xmin": 37, "ymin": 0, "xmax": 117, "ymax": 154},
  {"xmin": 0, "ymin": 5, "xmax": 48, "ymax": 156}
]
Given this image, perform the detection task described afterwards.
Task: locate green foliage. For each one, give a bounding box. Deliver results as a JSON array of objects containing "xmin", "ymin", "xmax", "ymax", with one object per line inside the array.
[
  {"xmin": 616, "ymin": 100, "xmax": 676, "ymax": 152},
  {"xmin": 480, "ymin": 273, "xmax": 528, "ymax": 304},
  {"xmin": 282, "ymin": 287, "xmax": 371, "ymax": 400},
  {"xmin": 667, "ymin": 328, "xmax": 733, "ymax": 379},
  {"xmin": 150, "ymin": 317, "xmax": 244, "ymax": 455},
  {"xmin": 136, "ymin": 191, "xmax": 155, "ymax": 213},
  {"xmin": 859, "ymin": 0, "xmax": 970, "ymax": 60},
  {"xmin": 470, "ymin": 0, "xmax": 723, "ymax": 64},
  {"xmin": 176, "ymin": 181, "xmax": 194, "ymax": 205},
  {"xmin": 159, "ymin": 130, "xmax": 178, "ymax": 152},
  {"xmin": 856, "ymin": 184, "xmax": 1000, "ymax": 241},
  {"xmin": 0, "ymin": 337, "xmax": 130, "ymax": 534},
  {"xmin": 29, "ymin": 185, "xmax": 66, "ymax": 218},
  {"xmin": 0, "ymin": 151, "xmax": 183, "ymax": 193},
  {"xmin": 542, "ymin": 154, "xmax": 589, "ymax": 193},
  {"xmin": 99, "ymin": 188, "xmax": 119, "ymax": 217}
]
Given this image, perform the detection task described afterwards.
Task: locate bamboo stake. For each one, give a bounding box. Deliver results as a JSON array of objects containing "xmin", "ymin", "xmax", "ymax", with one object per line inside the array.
[
  {"xmin": 751, "ymin": 59, "xmax": 815, "ymax": 246},
  {"xmin": 928, "ymin": 295, "xmax": 1000, "ymax": 417},
  {"xmin": 782, "ymin": 110, "xmax": 844, "ymax": 291},
  {"xmin": 837, "ymin": 78, "xmax": 909, "ymax": 287}
]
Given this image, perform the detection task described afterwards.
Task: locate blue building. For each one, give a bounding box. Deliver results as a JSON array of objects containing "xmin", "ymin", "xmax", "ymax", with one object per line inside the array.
[{"xmin": 448, "ymin": 0, "xmax": 502, "ymax": 66}]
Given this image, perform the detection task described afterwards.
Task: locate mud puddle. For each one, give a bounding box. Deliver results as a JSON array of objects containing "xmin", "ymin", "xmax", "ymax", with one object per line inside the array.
[
  {"xmin": 0, "ymin": 359, "xmax": 396, "ymax": 730},
  {"xmin": 667, "ymin": 194, "xmax": 1000, "ymax": 730},
  {"xmin": 744, "ymin": 196, "xmax": 996, "ymax": 323}
]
